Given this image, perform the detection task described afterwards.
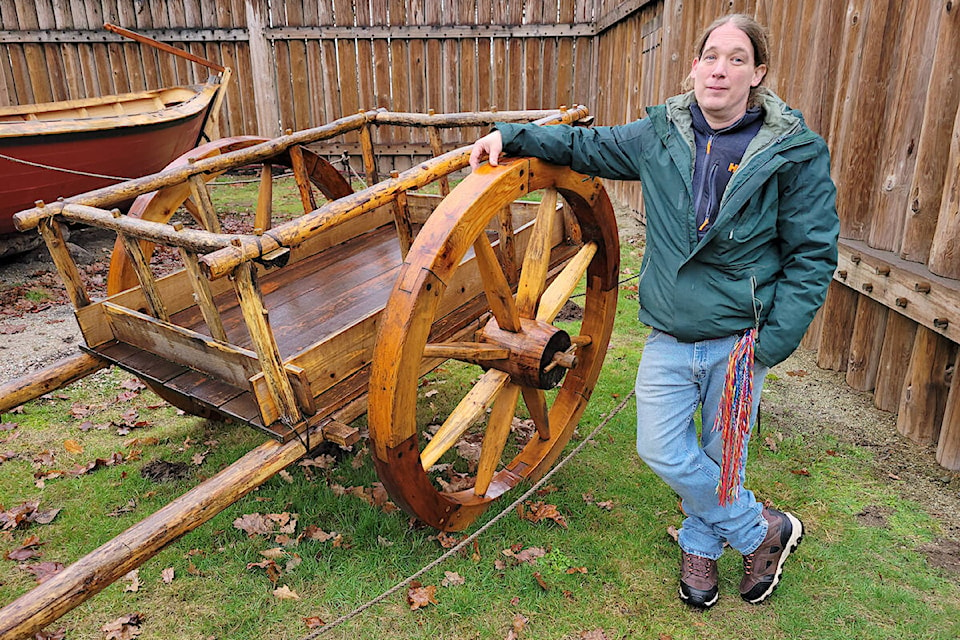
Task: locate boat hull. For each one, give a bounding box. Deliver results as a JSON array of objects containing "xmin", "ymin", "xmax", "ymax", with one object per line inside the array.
[{"xmin": 0, "ymin": 109, "xmax": 210, "ymax": 236}]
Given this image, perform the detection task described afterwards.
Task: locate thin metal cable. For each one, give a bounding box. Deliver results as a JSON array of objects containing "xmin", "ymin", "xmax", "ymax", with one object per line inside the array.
[
  {"xmin": 0, "ymin": 151, "xmax": 133, "ymax": 181},
  {"xmin": 303, "ymin": 389, "xmax": 635, "ymax": 638}
]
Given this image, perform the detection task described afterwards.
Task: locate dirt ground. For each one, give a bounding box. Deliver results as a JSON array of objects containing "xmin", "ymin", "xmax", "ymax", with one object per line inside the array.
[{"xmin": 1, "ymin": 207, "xmax": 959, "ymax": 571}]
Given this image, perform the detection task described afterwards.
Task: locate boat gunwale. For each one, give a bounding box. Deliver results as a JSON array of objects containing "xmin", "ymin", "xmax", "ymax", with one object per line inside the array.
[{"xmin": 0, "ymin": 77, "xmax": 222, "ymax": 139}]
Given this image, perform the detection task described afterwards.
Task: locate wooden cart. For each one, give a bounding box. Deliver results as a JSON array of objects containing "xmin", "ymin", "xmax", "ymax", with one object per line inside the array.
[{"xmin": 0, "ymin": 108, "xmax": 619, "ymax": 639}]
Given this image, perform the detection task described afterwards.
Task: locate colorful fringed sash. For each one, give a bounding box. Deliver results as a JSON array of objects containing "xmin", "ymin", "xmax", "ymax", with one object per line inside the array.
[{"xmin": 712, "ymin": 328, "xmax": 757, "ymax": 506}]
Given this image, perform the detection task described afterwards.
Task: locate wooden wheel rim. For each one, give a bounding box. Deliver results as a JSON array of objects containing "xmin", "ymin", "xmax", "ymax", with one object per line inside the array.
[{"xmin": 370, "ymin": 157, "xmax": 620, "ymax": 531}]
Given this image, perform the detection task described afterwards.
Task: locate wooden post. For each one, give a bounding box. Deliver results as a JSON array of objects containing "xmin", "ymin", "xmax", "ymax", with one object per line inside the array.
[
  {"xmin": 427, "ymin": 121, "xmax": 450, "ymax": 196},
  {"xmin": 874, "ymin": 311, "xmax": 918, "ymax": 413},
  {"xmin": 867, "ymin": 0, "xmax": 941, "ymax": 253},
  {"xmin": 359, "ymin": 122, "xmax": 379, "ymax": 185},
  {"xmin": 928, "ymin": 100, "xmax": 960, "ymax": 279},
  {"xmin": 496, "ymin": 205, "xmax": 518, "ymax": 285},
  {"xmin": 118, "ymin": 230, "xmax": 169, "ymax": 322},
  {"xmin": 232, "ymin": 261, "xmax": 302, "ymax": 426},
  {"xmin": 37, "ymin": 216, "xmax": 90, "ymax": 309},
  {"xmin": 288, "ymin": 144, "xmax": 318, "ymax": 213},
  {"xmin": 799, "ymin": 307, "xmax": 824, "ymax": 352},
  {"xmin": 897, "ymin": 326, "xmax": 953, "ymax": 444},
  {"xmin": 255, "ymin": 163, "xmax": 273, "ymax": 232},
  {"xmin": 828, "ymin": 0, "xmax": 896, "ymax": 241},
  {"xmin": 845, "ymin": 297, "xmax": 887, "ymax": 391},
  {"xmin": 187, "ymin": 175, "xmax": 222, "ymax": 233},
  {"xmin": 389, "ymin": 172, "xmax": 414, "ymax": 259},
  {"xmin": 936, "ymin": 350, "xmax": 960, "ymax": 469},
  {"xmin": 901, "ymin": 1, "xmax": 960, "ymax": 264},
  {"xmin": 179, "ymin": 247, "xmax": 228, "ymax": 342},
  {"xmin": 245, "ymin": 0, "xmax": 281, "ymax": 136},
  {"xmin": 816, "ymin": 280, "xmax": 859, "ymax": 371}
]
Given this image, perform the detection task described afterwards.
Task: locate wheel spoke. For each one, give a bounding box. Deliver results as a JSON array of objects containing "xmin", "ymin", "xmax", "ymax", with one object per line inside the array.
[
  {"xmin": 536, "ymin": 241, "xmax": 598, "ymax": 323},
  {"xmin": 521, "ymin": 386, "xmax": 550, "ymax": 440},
  {"xmin": 420, "ymin": 369, "xmax": 511, "ymax": 470},
  {"xmin": 473, "ymin": 233, "xmax": 522, "ymax": 332},
  {"xmin": 423, "ymin": 341, "xmax": 509, "ymax": 363},
  {"xmin": 516, "ymin": 188, "xmax": 558, "ymax": 317},
  {"xmin": 474, "ymin": 382, "xmax": 521, "ymax": 496}
]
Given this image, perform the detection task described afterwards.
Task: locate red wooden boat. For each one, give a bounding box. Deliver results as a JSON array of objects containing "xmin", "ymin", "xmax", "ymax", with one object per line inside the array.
[
  {"xmin": 0, "ymin": 23, "xmax": 229, "ymax": 256},
  {"xmin": 0, "ymin": 80, "xmax": 225, "ymax": 239}
]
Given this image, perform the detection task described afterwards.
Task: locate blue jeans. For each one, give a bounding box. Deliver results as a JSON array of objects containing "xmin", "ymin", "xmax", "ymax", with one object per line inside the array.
[{"xmin": 635, "ymin": 329, "xmax": 770, "ymax": 560}]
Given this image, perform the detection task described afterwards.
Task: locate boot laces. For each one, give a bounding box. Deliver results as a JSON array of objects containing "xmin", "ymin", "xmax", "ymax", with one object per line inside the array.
[{"xmin": 686, "ymin": 554, "xmax": 713, "ymax": 579}]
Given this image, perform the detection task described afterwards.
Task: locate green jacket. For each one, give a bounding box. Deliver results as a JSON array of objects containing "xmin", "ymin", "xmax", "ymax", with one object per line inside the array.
[{"xmin": 497, "ymin": 89, "xmax": 839, "ymax": 367}]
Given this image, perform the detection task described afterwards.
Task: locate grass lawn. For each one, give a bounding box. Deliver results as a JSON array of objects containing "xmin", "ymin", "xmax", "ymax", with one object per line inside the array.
[{"xmin": 1, "ymin": 178, "xmax": 958, "ymax": 639}]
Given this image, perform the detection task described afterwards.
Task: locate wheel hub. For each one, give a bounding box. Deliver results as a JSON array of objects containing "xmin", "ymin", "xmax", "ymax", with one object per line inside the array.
[{"xmin": 478, "ymin": 317, "xmax": 573, "ymax": 389}]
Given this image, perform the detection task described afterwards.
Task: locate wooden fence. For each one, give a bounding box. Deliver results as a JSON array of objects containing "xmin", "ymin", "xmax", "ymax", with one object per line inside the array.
[{"xmin": 2, "ymin": 0, "xmax": 960, "ymax": 470}]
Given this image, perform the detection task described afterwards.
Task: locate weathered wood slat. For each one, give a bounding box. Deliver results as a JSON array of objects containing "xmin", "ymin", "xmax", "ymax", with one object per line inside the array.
[{"xmin": 897, "ymin": 326, "xmax": 953, "ymax": 445}]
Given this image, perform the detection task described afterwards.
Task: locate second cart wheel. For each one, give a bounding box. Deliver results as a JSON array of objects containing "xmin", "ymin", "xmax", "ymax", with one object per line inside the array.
[{"xmin": 370, "ymin": 157, "xmax": 619, "ymax": 531}]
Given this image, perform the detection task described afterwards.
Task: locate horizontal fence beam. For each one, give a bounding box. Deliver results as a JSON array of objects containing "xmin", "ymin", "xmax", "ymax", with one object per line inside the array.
[
  {"xmin": 0, "ymin": 23, "xmax": 598, "ymax": 45},
  {"xmin": 835, "ymin": 240, "xmax": 959, "ymax": 345}
]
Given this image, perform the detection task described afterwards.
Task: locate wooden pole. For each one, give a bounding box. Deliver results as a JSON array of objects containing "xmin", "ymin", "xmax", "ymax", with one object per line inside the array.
[
  {"xmin": 845, "ymin": 297, "xmax": 887, "ymax": 392},
  {"xmin": 936, "ymin": 351, "xmax": 960, "ymax": 470},
  {"xmin": 816, "ymin": 280, "xmax": 859, "ymax": 372},
  {"xmin": 901, "ymin": 1, "xmax": 960, "ymax": 264},
  {"xmin": 873, "ymin": 312, "xmax": 918, "ymax": 413},
  {"xmin": 927, "ymin": 100, "xmax": 960, "ymax": 279},
  {"xmin": 0, "ymin": 431, "xmax": 316, "ymax": 640},
  {"xmin": 244, "ymin": 0, "xmax": 281, "ymax": 136},
  {"xmin": 0, "ymin": 353, "xmax": 106, "ymax": 414},
  {"xmin": 897, "ymin": 326, "xmax": 953, "ymax": 444}
]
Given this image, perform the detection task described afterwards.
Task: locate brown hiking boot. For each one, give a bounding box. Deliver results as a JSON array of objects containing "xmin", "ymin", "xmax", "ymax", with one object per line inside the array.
[
  {"xmin": 740, "ymin": 506, "xmax": 804, "ymax": 603},
  {"xmin": 679, "ymin": 551, "xmax": 719, "ymax": 608}
]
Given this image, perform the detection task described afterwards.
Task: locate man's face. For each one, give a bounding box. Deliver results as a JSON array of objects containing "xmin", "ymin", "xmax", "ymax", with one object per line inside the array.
[{"xmin": 689, "ymin": 23, "xmax": 767, "ymax": 129}]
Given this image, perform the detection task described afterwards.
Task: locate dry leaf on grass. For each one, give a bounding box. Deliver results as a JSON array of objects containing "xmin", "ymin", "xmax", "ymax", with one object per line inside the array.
[
  {"xmin": 517, "ymin": 501, "xmax": 568, "ymax": 528},
  {"xmin": 579, "ymin": 630, "xmax": 609, "ymax": 640},
  {"xmin": 440, "ymin": 570, "xmax": 465, "ymax": 587},
  {"xmin": 24, "ymin": 561, "xmax": 64, "ymax": 583},
  {"xmin": 273, "ymin": 585, "xmax": 300, "ymax": 600},
  {"xmin": 303, "ymin": 616, "xmax": 324, "ymax": 629},
  {"xmin": 122, "ymin": 569, "xmax": 141, "ymax": 592},
  {"xmin": 63, "ymin": 439, "xmax": 83, "ymax": 454},
  {"xmin": 406, "ymin": 582, "xmax": 438, "ymax": 610},
  {"xmin": 102, "ymin": 612, "xmax": 144, "ymax": 640},
  {"xmin": 160, "ymin": 567, "xmax": 174, "ymax": 584}
]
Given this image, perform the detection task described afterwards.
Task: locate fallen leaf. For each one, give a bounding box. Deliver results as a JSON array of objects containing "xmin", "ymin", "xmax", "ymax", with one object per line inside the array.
[
  {"xmin": 533, "ymin": 571, "xmax": 550, "ymax": 591},
  {"xmin": 4, "ymin": 535, "xmax": 43, "ymax": 561},
  {"xmin": 518, "ymin": 501, "xmax": 568, "ymax": 528},
  {"xmin": 406, "ymin": 582, "xmax": 438, "ymax": 610},
  {"xmin": 63, "ymin": 439, "xmax": 83, "ymax": 454},
  {"xmin": 233, "ymin": 513, "xmax": 274, "ymax": 537},
  {"xmin": 278, "ymin": 470, "xmax": 294, "ymax": 483},
  {"xmin": 785, "ymin": 369, "xmax": 808, "ymax": 377},
  {"xmin": 191, "ymin": 451, "xmax": 208, "ymax": 466},
  {"xmin": 160, "ymin": 567, "xmax": 174, "ymax": 584},
  {"xmin": 303, "ymin": 616, "xmax": 324, "ymax": 629},
  {"xmin": 273, "ymin": 585, "xmax": 300, "ymax": 600},
  {"xmin": 596, "ymin": 500, "xmax": 614, "ymax": 511},
  {"xmin": 303, "ymin": 525, "xmax": 336, "ymax": 542},
  {"xmin": 666, "ymin": 525, "xmax": 680, "ymax": 543},
  {"xmin": 248, "ymin": 559, "xmax": 281, "ymax": 585},
  {"xmin": 512, "ymin": 612, "xmax": 528, "ymax": 634},
  {"xmin": 579, "ymin": 630, "xmax": 609, "ymax": 640},
  {"xmin": 24, "ymin": 561, "xmax": 65, "ymax": 583},
  {"xmin": 123, "ymin": 569, "xmax": 141, "ymax": 592},
  {"xmin": 441, "ymin": 570, "xmax": 465, "ymax": 587},
  {"xmin": 566, "ymin": 567, "xmax": 588, "ymax": 574},
  {"xmin": 33, "ymin": 627, "xmax": 66, "ymax": 640},
  {"xmin": 101, "ymin": 612, "xmax": 144, "ymax": 640},
  {"xmin": 378, "ymin": 535, "xmax": 394, "ymax": 547},
  {"xmin": 790, "ymin": 468, "xmax": 811, "ymax": 476},
  {"xmin": 120, "ymin": 378, "xmax": 147, "ymax": 391}
]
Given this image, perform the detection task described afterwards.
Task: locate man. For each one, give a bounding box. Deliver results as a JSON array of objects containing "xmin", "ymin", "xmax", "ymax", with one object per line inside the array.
[{"xmin": 469, "ymin": 14, "xmax": 839, "ymax": 608}]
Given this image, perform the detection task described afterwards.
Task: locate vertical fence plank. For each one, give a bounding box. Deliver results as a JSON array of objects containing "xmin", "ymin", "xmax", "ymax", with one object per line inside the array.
[
  {"xmin": 246, "ymin": 0, "xmax": 280, "ymax": 135},
  {"xmin": 928, "ymin": 101, "xmax": 960, "ymax": 280},
  {"xmin": 874, "ymin": 312, "xmax": 919, "ymax": 413},
  {"xmin": 936, "ymin": 350, "xmax": 960, "ymax": 469},
  {"xmin": 902, "ymin": 1, "xmax": 960, "ymax": 265},
  {"xmin": 817, "ymin": 280, "xmax": 860, "ymax": 372},
  {"xmin": 845, "ymin": 297, "xmax": 888, "ymax": 392},
  {"xmin": 868, "ymin": 0, "xmax": 940, "ymax": 254},
  {"xmin": 897, "ymin": 326, "xmax": 954, "ymax": 445}
]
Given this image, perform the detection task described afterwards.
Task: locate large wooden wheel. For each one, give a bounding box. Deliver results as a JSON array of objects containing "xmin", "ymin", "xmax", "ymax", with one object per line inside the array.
[{"xmin": 370, "ymin": 158, "xmax": 619, "ymax": 531}]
